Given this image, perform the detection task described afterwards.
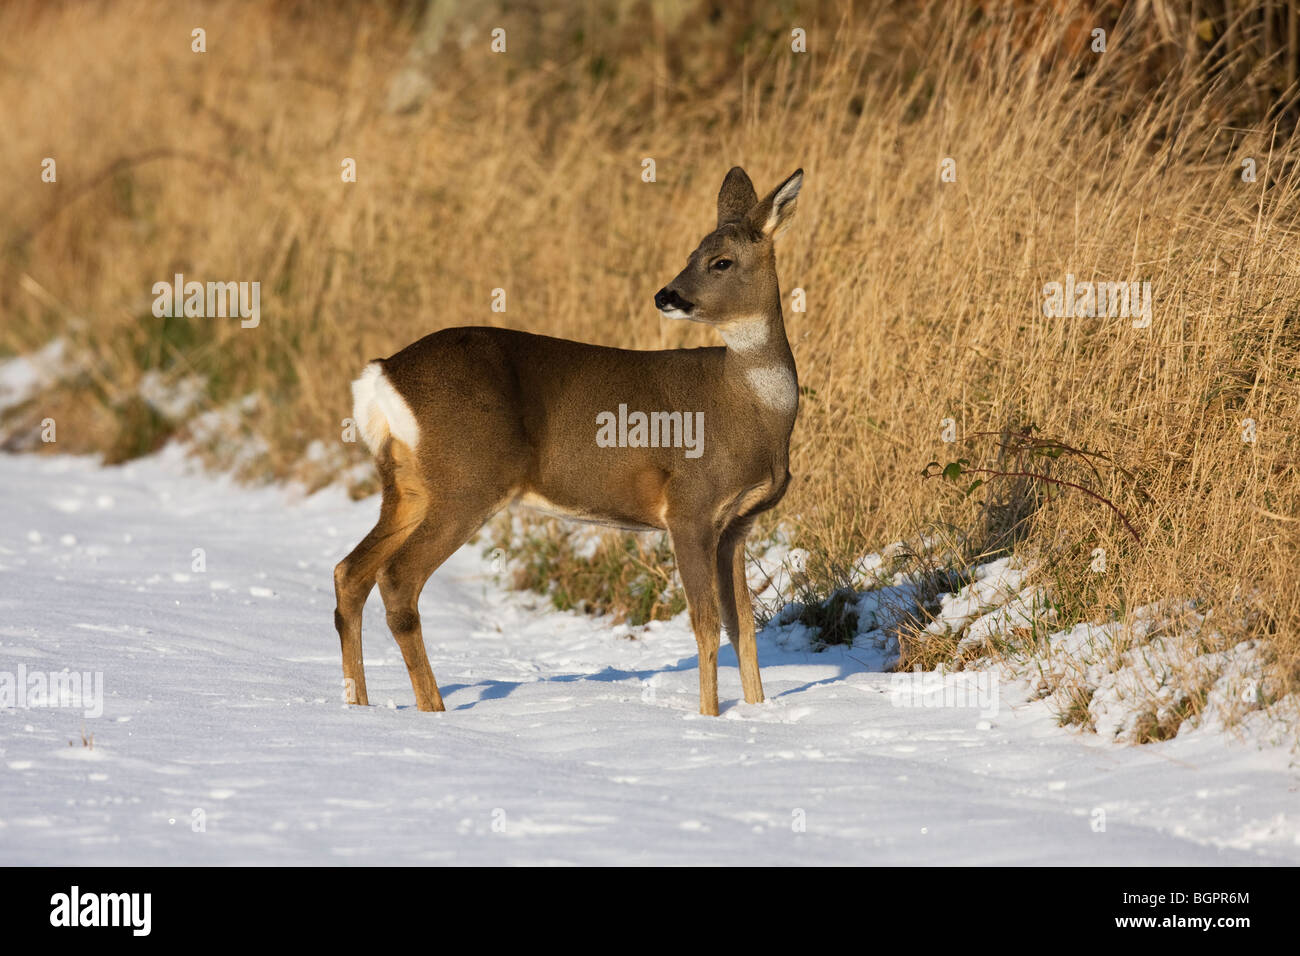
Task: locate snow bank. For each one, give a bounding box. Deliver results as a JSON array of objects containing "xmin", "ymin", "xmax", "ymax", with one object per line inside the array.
[{"xmin": 1, "ymin": 451, "xmax": 1297, "ymax": 864}]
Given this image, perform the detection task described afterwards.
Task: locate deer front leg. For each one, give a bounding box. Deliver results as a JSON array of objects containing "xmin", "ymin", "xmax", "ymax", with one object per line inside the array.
[
  {"xmin": 670, "ymin": 522, "xmax": 723, "ymax": 716},
  {"xmin": 718, "ymin": 523, "xmax": 764, "ymax": 705}
]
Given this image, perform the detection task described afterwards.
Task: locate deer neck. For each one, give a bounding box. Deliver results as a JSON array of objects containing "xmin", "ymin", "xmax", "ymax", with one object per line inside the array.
[{"xmin": 718, "ymin": 303, "xmax": 798, "ymax": 422}]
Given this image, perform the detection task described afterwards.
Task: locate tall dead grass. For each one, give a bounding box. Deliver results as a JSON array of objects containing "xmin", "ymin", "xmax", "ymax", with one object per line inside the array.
[{"xmin": 2, "ymin": 0, "xmax": 1298, "ymax": 712}]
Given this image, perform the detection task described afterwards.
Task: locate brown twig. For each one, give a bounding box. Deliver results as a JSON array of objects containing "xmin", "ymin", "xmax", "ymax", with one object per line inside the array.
[{"xmin": 922, "ymin": 461, "xmax": 1143, "ymax": 544}]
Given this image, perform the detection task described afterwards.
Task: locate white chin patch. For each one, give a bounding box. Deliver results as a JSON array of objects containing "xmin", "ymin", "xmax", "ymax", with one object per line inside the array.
[{"xmin": 659, "ymin": 308, "xmax": 693, "ymax": 320}]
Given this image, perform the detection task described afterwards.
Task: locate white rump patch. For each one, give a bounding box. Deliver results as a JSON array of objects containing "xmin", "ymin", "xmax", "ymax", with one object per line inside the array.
[{"xmin": 351, "ymin": 362, "xmax": 421, "ymax": 454}]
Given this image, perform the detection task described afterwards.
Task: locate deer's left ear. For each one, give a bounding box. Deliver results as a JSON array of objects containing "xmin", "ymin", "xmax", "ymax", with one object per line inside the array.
[{"xmin": 749, "ymin": 168, "xmax": 803, "ymax": 238}]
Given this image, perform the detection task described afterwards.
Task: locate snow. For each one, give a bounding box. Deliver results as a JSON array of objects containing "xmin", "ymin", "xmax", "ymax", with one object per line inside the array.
[
  {"xmin": 1, "ymin": 449, "xmax": 1298, "ymax": 864},
  {"xmin": 0, "ymin": 339, "xmax": 67, "ymax": 414},
  {"xmin": 136, "ymin": 371, "xmax": 205, "ymax": 420}
]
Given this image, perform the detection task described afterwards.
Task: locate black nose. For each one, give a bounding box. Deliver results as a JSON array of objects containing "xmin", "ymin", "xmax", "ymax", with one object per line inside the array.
[{"xmin": 654, "ymin": 287, "xmax": 694, "ymax": 313}]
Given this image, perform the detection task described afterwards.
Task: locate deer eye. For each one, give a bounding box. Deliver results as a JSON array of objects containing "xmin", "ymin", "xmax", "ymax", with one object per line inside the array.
[{"xmin": 711, "ymin": 257, "xmax": 733, "ymax": 271}]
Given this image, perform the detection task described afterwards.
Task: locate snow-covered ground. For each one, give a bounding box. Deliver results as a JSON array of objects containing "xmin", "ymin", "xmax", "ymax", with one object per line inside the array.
[{"xmin": 1, "ymin": 450, "xmax": 1297, "ymax": 865}]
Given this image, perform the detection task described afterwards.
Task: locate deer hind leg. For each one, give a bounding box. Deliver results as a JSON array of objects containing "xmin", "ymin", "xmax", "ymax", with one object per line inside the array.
[
  {"xmin": 718, "ymin": 519, "xmax": 765, "ymax": 705},
  {"xmin": 333, "ymin": 438, "xmax": 429, "ymax": 706},
  {"xmin": 669, "ymin": 519, "xmax": 723, "ymax": 716},
  {"xmin": 376, "ymin": 493, "xmax": 504, "ymax": 713}
]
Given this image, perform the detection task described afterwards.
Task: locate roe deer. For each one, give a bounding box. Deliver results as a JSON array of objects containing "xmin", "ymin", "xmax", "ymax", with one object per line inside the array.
[{"xmin": 335, "ymin": 166, "xmax": 803, "ymax": 715}]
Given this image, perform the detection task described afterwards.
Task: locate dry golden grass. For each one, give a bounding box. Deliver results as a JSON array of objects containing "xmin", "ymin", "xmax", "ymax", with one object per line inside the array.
[{"xmin": 2, "ymin": 0, "xmax": 1298, "ymax": 723}]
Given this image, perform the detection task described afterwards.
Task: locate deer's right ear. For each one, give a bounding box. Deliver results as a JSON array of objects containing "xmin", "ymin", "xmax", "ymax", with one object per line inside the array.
[{"xmin": 717, "ymin": 166, "xmax": 759, "ymax": 227}]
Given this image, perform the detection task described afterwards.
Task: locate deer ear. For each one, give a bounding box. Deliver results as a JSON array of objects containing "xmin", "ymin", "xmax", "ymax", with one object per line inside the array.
[
  {"xmin": 749, "ymin": 168, "xmax": 803, "ymax": 238},
  {"xmin": 717, "ymin": 166, "xmax": 758, "ymax": 227}
]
